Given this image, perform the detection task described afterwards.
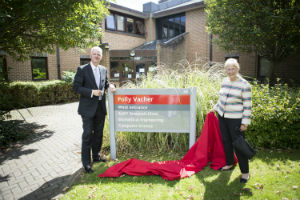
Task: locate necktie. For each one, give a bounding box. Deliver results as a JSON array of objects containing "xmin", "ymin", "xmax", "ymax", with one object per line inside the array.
[{"xmin": 94, "ymin": 67, "xmax": 100, "ymax": 88}]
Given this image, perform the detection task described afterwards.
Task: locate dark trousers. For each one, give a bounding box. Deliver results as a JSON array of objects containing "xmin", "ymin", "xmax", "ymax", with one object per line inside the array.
[
  {"xmin": 81, "ymin": 101, "xmax": 106, "ymax": 166},
  {"xmin": 218, "ymin": 114, "xmax": 249, "ymax": 173}
]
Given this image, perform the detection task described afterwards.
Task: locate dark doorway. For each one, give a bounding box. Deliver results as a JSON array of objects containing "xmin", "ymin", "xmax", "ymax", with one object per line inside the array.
[{"xmin": 109, "ymin": 50, "xmax": 157, "ymax": 85}]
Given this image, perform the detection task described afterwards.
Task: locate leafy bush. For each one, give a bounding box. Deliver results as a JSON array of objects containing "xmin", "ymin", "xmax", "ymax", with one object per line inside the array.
[
  {"xmin": 62, "ymin": 70, "xmax": 76, "ymax": 83},
  {"xmin": 0, "ymin": 80, "xmax": 79, "ymax": 111},
  {"xmin": 247, "ymin": 82, "xmax": 300, "ymax": 149}
]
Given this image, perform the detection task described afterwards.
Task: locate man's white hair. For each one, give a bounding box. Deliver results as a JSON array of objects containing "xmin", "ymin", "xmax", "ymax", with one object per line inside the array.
[{"xmin": 90, "ymin": 46, "xmax": 103, "ymax": 56}]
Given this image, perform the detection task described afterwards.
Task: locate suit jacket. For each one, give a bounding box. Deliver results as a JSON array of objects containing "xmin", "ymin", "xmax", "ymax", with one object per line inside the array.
[{"xmin": 73, "ymin": 63, "xmax": 109, "ymax": 118}]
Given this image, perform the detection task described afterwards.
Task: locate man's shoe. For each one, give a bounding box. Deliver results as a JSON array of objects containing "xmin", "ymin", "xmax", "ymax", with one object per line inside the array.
[
  {"xmin": 93, "ymin": 156, "xmax": 106, "ymax": 163},
  {"xmin": 240, "ymin": 174, "xmax": 250, "ymax": 183},
  {"xmin": 84, "ymin": 165, "xmax": 94, "ymax": 173}
]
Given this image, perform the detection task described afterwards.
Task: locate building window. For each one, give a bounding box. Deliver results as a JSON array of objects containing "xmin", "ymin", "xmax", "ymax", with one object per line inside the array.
[
  {"xmin": 110, "ymin": 61, "xmax": 121, "ymax": 81},
  {"xmin": 126, "ymin": 18, "xmax": 134, "ymax": 33},
  {"xmin": 105, "ymin": 11, "xmax": 145, "ymax": 35},
  {"xmin": 0, "ymin": 56, "xmax": 8, "ymax": 81},
  {"xmin": 156, "ymin": 13, "xmax": 185, "ymax": 40},
  {"xmin": 135, "ymin": 20, "xmax": 145, "ymax": 35},
  {"xmin": 258, "ymin": 56, "xmax": 272, "ymax": 80},
  {"xmin": 31, "ymin": 57, "xmax": 48, "ymax": 80},
  {"xmin": 110, "ymin": 56, "xmax": 157, "ymax": 84},
  {"xmin": 106, "ymin": 14, "xmax": 116, "ymax": 30},
  {"xmin": 80, "ymin": 58, "xmax": 91, "ymax": 65},
  {"xmin": 116, "ymin": 15, "xmax": 125, "ymax": 31}
]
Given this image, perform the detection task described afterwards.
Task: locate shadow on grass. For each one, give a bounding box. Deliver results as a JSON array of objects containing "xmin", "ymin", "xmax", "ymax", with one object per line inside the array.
[
  {"xmin": 0, "ymin": 120, "xmax": 54, "ymax": 165},
  {"xmin": 196, "ymin": 168, "xmax": 252, "ymax": 200},
  {"xmin": 252, "ymin": 148, "xmax": 300, "ymax": 165}
]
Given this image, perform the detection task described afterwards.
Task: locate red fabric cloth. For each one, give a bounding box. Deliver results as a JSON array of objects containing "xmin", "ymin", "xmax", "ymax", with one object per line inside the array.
[{"xmin": 98, "ymin": 112, "xmax": 226, "ymax": 181}]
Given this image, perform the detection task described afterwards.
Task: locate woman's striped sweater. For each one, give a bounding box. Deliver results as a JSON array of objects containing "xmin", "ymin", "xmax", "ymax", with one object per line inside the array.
[{"xmin": 213, "ymin": 76, "xmax": 252, "ymax": 125}]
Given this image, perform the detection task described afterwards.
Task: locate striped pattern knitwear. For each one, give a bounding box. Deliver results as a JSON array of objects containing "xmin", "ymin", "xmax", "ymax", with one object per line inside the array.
[{"xmin": 213, "ymin": 76, "xmax": 252, "ymax": 125}]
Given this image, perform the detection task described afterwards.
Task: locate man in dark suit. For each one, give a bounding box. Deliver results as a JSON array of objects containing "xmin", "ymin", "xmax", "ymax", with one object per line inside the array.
[{"xmin": 73, "ymin": 46, "xmax": 116, "ymax": 173}]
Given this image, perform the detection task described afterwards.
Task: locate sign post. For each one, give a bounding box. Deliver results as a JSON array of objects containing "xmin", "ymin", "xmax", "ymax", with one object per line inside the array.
[{"xmin": 108, "ymin": 88, "xmax": 197, "ymax": 160}]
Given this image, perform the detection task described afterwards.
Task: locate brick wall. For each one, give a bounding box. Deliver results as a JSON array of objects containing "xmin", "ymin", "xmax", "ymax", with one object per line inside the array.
[
  {"xmin": 185, "ymin": 8, "xmax": 209, "ymax": 64},
  {"xmin": 6, "ymin": 56, "xmax": 31, "ymax": 81},
  {"xmin": 60, "ymin": 48, "xmax": 81, "ymax": 73},
  {"xmin": 47, "ymin": 53, "xmax": 58, "ymax": 80},
  {"xmin": 6, "ymin": 46, "xmax": 110, "ymax": 81},
  {"xmin": 211, "ymin": 41, "xmax": 257, "ymax": 78},
  {"xmin": 6, "ymin": 53, "xmax": 58, "ymax": 81},
  {"xmin": 238, "ymin": 52, "xmax": 257, "ymax": 78},
  {"xmin": 145, "ymin": 18, "xmax": 156, "ymax": 42},
  {"xmin": 102, "ymin": 31, "xmax": 146, "ymax": 50},
  {"xmin": 60, "ymin": 47, "xmax": 110, "ymax": 78},
  {"xmin": 157, "ymin": 39, "xmax": 186, "ymax": 69},
  {"xmin": 185, "ymin": 8, "xmax": 257, "ymax": 78}
]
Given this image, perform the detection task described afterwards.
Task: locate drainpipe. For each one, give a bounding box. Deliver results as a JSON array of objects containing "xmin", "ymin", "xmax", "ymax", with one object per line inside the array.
[
  {"xmin": 56, "ymin": 46, "xmax": 61, "ymax": 79},
  {"xmin": 209, "ymin": 33, "xmax": 212, "ymax": 66}
]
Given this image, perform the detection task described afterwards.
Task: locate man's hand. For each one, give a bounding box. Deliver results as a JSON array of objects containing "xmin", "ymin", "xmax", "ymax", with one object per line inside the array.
[
  {"xmin": 240, "ymin": 124, "xmax": 248, "ymax": 132},
  {"xmin": 109, "ymin": 84, "xmax": 116, "ymax": 93},
  {"xmin": 92, "ymin": 90, "xmax": 102, "ymax": 96}
]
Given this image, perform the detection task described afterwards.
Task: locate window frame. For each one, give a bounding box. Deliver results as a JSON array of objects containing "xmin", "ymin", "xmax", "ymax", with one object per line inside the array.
[
  {"xmin": 31, "ymin": 56, "xmax": 48, "ymax": 81},
  {"xmin": 80, "ymin": 58, "xmax": 91, "ymax": 66},
  {"xmin": 110, "ymin": 56, "xmax": 157, "ymax": 84},
  {"xmin": 105, "ymin": 14, "xmax": 116, "ymax": 30},
  {"xmin": 156, "ymin": 13, "xmax": 186, "ymax": 40},
  {"xmin": 257, "ymin": 55, "xmax": 272, "ymax": 81},
  {"xmin": 105, "ymin": 11, "xmax": 145, "ymax": 36}
]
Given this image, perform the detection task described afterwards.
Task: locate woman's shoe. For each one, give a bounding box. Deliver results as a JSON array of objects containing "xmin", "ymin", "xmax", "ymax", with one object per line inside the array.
[
  {"xmin": 240, "ymin": 174, "xmax": 250, "ymax": 183},
  {"xmin": 219, "ymin": 165, "xmax": 234, "ymax": 171}
]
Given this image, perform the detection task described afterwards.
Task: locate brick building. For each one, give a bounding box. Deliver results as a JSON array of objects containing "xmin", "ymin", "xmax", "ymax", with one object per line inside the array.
[{"xmin": 1, "ymin": 0, "xmax": 299, "ymax": 84}]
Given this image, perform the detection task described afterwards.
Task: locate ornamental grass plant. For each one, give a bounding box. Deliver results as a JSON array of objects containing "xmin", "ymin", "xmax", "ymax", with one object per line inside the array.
[{"xmin": 106, "ymin": 60, "xmax": 225, "ymax": 154}]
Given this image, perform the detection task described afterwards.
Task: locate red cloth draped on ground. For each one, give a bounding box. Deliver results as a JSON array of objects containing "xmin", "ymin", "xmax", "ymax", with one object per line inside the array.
[{"xmin": 98, "ymin": 112, "xmax": 226, "ymax": 181}]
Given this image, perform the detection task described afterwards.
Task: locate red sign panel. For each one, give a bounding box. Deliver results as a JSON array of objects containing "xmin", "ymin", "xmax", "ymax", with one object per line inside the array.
[{"xmin": 114, "ymin": 95, "xmax": 190, "ymax": 105}]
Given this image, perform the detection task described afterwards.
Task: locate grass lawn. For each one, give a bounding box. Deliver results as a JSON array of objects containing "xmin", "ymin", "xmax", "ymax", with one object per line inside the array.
[{"xmin": 61, "ymin": 149, "xmax": 300, "ymax": 200}]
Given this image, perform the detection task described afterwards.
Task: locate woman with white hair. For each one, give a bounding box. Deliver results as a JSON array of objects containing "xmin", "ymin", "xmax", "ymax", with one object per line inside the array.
[{"xmin": 211, "ymin": 58, "xmax": 252, "ymax": 183}]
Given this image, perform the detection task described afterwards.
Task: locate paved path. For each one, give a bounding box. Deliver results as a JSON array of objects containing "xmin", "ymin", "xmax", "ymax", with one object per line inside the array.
[{"xmin": 0, "ymin": 102, "xmax": 83, "ymax": 200}]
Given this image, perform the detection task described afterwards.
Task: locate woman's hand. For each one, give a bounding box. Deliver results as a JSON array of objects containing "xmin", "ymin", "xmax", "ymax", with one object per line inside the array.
[
  {"xmin": 240, "ymin": 124, "xmax": 248, "ymax": 132},
  {"xmin": 208, "ymin": 109, "xmax": 215, "ymax": 114}
]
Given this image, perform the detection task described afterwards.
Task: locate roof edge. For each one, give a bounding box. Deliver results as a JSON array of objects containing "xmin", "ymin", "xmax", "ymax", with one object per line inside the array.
[
  {"xmin": 109, "ymin": 2, "xmax": 149, "ymax": 19},
  {"xmin": 152, "ymin": 1, "xmax": 205, "ymax": 18}
]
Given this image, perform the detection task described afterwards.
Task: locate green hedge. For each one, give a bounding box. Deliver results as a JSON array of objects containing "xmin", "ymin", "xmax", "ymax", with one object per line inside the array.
[
  {"xmin": 247, "ymin": 82, "xmax": 300, "ymax": 149},
  {"xmin": 0, "ymin": 80, "xmax": 79, "ymax": 111}
]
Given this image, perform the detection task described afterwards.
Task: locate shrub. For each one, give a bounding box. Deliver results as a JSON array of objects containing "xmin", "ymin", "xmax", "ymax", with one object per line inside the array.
[
  {"xmin": 247, "ymin": 82, "xmax": 300, "ymax": 149},
  {"xmin": 62, "ymin": 70, "xmax": 76, "ymax": 83},
  {"xmin": 0, "ymin": 80, "xmax": 79, "ymax": 111}
]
